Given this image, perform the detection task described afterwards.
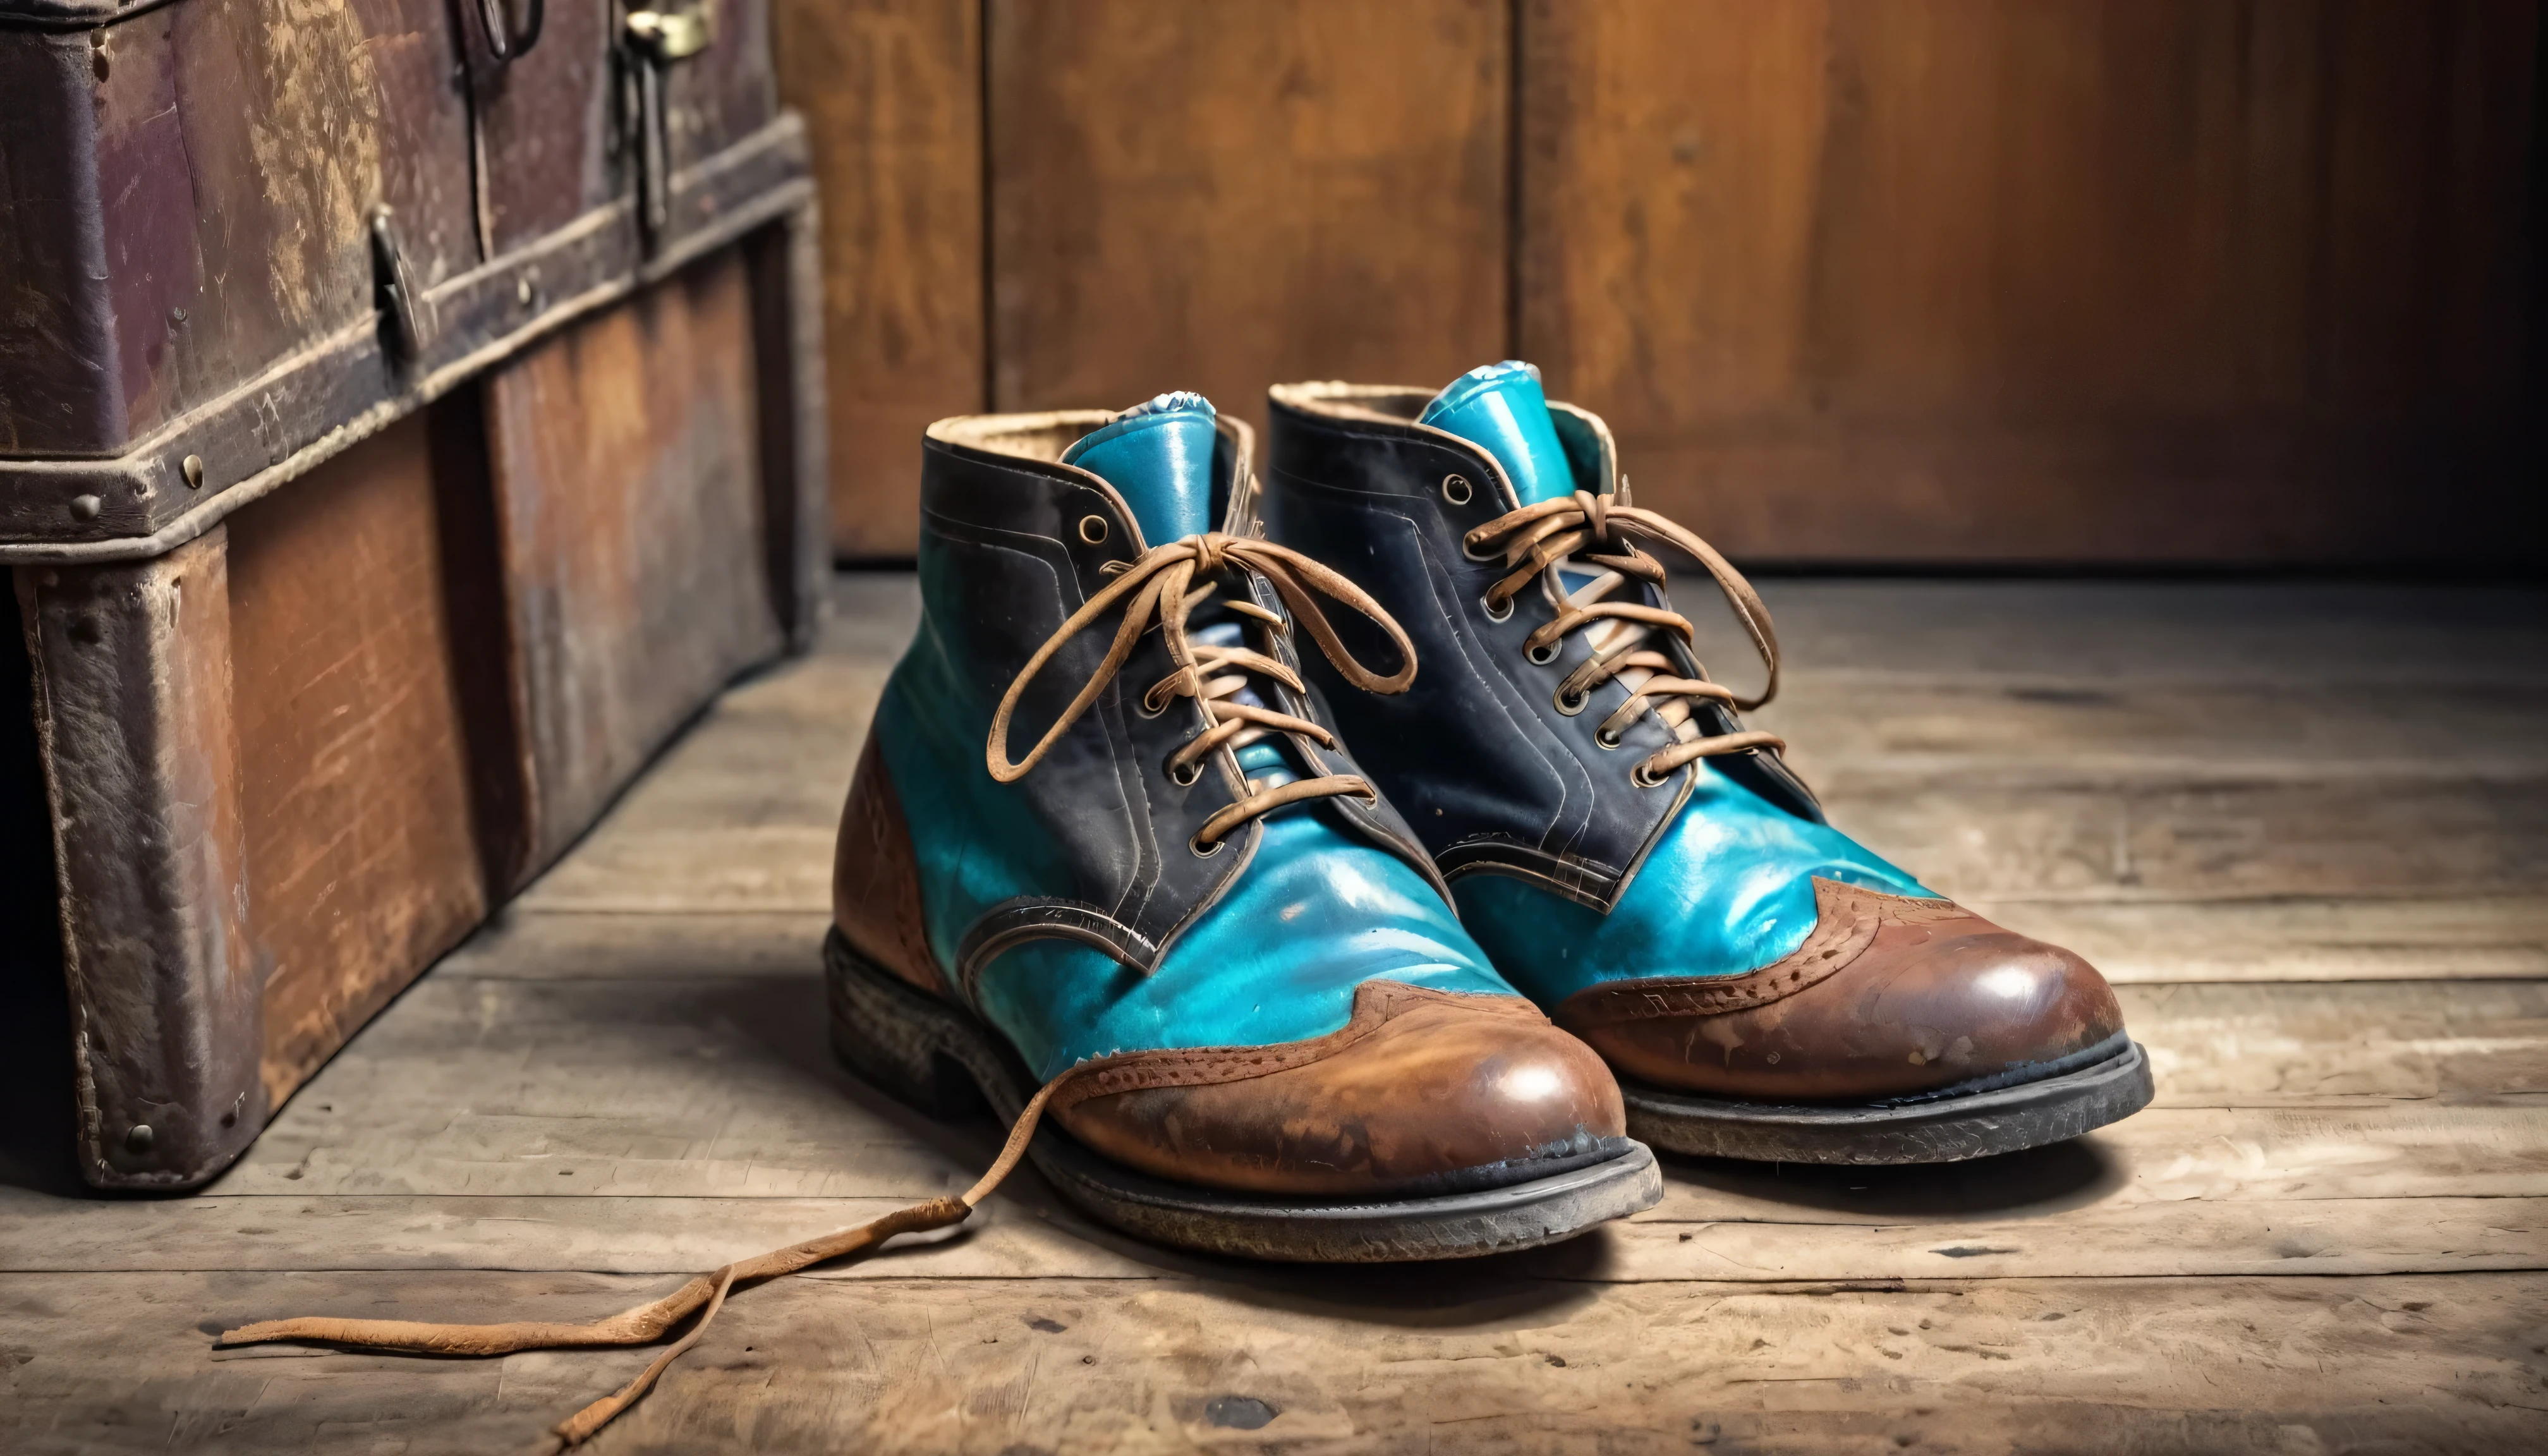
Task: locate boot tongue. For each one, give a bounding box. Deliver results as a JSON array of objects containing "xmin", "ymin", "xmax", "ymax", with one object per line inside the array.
[
  {"xmin": 1419, "ymin": 360, "xmax": 1576, "ymax": 506},
  {"xmin": 1061, "ymin": 391, "xmax": 1218, "ymax": 545}
]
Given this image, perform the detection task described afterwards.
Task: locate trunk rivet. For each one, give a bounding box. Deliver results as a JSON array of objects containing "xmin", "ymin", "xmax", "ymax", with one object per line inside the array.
[
  {"xmin": 124, "ymin": 1124, "xmax": 154, "ymax": 1153},
  {"xmin": 68, "ymin": 494, "xmax": 101, "ymax": 521},
  {"xmin": 182, "ymin": 454, "xmax": 206, "ymax": 490}
]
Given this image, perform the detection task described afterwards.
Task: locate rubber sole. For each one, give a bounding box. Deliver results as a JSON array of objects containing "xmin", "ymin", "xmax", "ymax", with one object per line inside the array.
[
  {"xmin": 824, "ymin": 931, "xmax": 1664, "ymax": 1262},
  {"xmin": 1620, "ymin": 1034, "xmax": 2156, "ymax": 1165}
]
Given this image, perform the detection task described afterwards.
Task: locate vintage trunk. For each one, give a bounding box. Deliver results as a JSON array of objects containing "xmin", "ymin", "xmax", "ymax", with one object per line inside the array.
[{"xmin": 0, "ymin": 0, "xmax": 827, "ymax": 1191}]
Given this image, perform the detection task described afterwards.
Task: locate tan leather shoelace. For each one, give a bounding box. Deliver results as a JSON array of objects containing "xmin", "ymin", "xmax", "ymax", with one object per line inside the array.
[
  {"xmin": 221, "ymin": 1076, "xmax": 1084, "ymax": 1450},
  {"xmin": 989, "ymin": 529, "xmax": 1417, "ymax": 850},
  {"xmin": 1465, "ymin": 485, "xmax": 1785, "ymax": 787}
]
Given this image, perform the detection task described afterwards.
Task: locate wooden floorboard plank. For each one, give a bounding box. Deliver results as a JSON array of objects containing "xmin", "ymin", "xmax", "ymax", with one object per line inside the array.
[
  {"xmin": 1762, "ymin": 682, "xmax": 2548, "ymax": 782},
  {"xmin": 1821, "ymin": 777, "xmax": 2547, "ymax": 904},
  {"xmin": 1975, "ymin": 897, "xmax": 2548, "ymax": 983},
  {"xmin": 2123, "ymin": 981, "xmax": 2548, "ymax": 1100},
  {"xmin": 434, "ymin": 909, "xmax": 832, "ymax": 980},
  {"xmin": 1742, "ymin": 581, "xmax": 2548, "ymax": 687},
  {"xmin": 7, "ymin": 1271, "xmax": 2542, "ymax": 1455},
  {"xmin": 3, "ymin": 1190, "xmax": 2538, "ymax": 1283}
]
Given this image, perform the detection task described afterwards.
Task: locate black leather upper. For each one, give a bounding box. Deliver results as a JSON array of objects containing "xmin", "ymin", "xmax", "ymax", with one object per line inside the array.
[
  {"xmin": 901, "ymin": 417, "xmax": 1446, "ymax": 983},
  {"xmin": 1260, "ymin": 392, "xmax": 1823, "ymax": 911}
]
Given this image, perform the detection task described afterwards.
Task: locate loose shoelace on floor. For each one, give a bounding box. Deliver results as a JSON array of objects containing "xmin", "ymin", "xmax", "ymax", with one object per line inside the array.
[
  {"xmin": 990, "ymin": 528, "xmax": 1417, "ymax": 850},
  {"xmin": 220, "ymin": 533, "xmax": 1419, "ymax": 1447},
  {"xmin": 1465, "ymin": 485, "xmax": 1785, "ymax": 786},
  {"xmin": 220, "ymin": 1076, "xmax": 1085, "ymax": 1449}
]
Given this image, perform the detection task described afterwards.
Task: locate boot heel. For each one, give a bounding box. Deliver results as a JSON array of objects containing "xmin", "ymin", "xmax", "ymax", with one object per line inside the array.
[{"xmin": 825, "ymin": 929, "xmax": 988, "ymax": 1119}]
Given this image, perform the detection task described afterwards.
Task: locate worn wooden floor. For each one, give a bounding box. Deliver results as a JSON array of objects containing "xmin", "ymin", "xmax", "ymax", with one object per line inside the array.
[{"xmin": 7, "ymin": 575, "xmax": 2545, "ymax": 1454}]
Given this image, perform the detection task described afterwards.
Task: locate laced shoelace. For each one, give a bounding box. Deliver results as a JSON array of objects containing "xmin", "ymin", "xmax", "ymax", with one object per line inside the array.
[
  {"xmin": 1466, "ymin": 485, "xmax": 1785, "ymax": 787},
  {"xmin": 217, "ymin": 533, "xmax": 1424, "ymax": 1448},
  {"xmin": 988, "ymin": 529, "xmax": 1416, "ymax": 851}
]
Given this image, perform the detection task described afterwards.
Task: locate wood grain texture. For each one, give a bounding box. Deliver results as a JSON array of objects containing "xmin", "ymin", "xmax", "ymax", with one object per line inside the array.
[
  {"xmin": 774, "ymin": 0, "xmax": 985, "ymax": 558},
  {"xmin": 483, "ymin": 252, "xmax": 786, "ymax": 878},
  {"xmin": 986, "ymin": 0, "xmax": 1510, "ymax": 430},
  {"xmin": 1519, "ymin": 0, "xmax": 2545, "ymax": 564},
  {"xmin": 5, "ymin": 1271, "xmax": 2544, "ymax": 1455},
  {"xmin": 224, "ymin": 415, "xmax": 490, "ymax": 1110},
  {"xmin": 3, "ymin": 1190, "xmax": 2537, "ymax": 1284}
]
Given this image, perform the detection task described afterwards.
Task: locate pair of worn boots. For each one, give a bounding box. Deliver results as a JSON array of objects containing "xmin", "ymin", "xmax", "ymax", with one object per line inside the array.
[{"xmin": 830, "ymin": 363, "xmax": 2153, "ymax": 1262}]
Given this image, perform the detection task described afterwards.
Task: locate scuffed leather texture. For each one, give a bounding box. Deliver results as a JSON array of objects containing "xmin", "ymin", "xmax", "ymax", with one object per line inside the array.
[
  {"xmin": 1052, "ymin": 980, "xmax": 1630, "ymax": 1196},
  {"xmin": 832, "ymin": 736, "xmax": 947, "ymax": 997},
  {"xmin": 968, "ymin": 799, "xmax": 1517, "ymax": 1083},
  {"xmin": 1261, "ymin": 391, "xmax": 1823, "ymax": 910},
  {"xmin": 1558, "ymin": 879, "xmax": 2128, "ymax": 1103},
  {"xmin": 1452, "ymin": 769, "xmax": 1934, "ymax": 1008},
  {"xmin": 864, "ymin": 413, "xmax": 1512, "ymax": 1081}
]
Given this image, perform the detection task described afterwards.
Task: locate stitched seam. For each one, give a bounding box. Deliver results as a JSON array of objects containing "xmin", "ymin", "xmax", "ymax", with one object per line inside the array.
[
  {"xmin": 1048, "ymin": 983, "xmax": 1539, "ymax": 1112},
  {"xmin": 1555, "ymin": 880, "xmax": 1956, "ymax": 1026}
]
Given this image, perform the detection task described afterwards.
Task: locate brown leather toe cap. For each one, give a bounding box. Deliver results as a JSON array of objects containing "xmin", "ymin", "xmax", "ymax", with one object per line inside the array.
[
  {"xmin": 1052, "ymin": 981, "xmax": 1629, "ymax": 1197},
  {"xmin": 1556, "ymin": 878, "xmax": 2126, "ymax": 1103}
]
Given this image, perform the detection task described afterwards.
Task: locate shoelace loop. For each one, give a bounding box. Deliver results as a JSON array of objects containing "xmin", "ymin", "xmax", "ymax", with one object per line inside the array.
[
  {"xmin": 988, "ymin": 530, "xmax": 1416, "ymax": 847},
  {"xmin": 1465, "ymin": 487, "xmax": 1785, "ymax": 784}
]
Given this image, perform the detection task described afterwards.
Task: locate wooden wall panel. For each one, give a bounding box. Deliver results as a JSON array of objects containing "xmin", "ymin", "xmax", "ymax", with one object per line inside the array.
[
  {"xmin": 775, "ymin": 0, "xmax": 985, "ymax": 559},
  {"xmin": 225, "ymin": 415, "xmax": 489, "ymax": 1106},
  {"xmin": 1519, "ymin": 0, "xmax": 2543, "ymax": 564},
  {"xmin": 986, "ymin": 0, "xmax": 1511, "ymax": 442},
  {"xmin": 484, "ymin": 252, "xmax": 785, "ymax": 875}
]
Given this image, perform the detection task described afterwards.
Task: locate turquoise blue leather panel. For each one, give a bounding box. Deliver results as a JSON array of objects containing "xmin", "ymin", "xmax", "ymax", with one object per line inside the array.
[
  {"xmin": 874, "ymin": 570, "xmax": 1072, "ymax": 962},
  {"xmin": 1452, "ymin": 761, "xmax": 1936, "ymax": 1006},
  {"xmin": 878, "ymin": 419, "xmax": 1516, "ymax": 1084},
  {"xmin": 1060, "ymin": 392, "xmax": 1218, "ymax": 544},
  {"xmin": 976, "ymin": 789, "xmax": 1512, "ymax": 1082},
  {"xmin": 1419, "ymin": 361, "xmax": 1576, "ymax": 506}
]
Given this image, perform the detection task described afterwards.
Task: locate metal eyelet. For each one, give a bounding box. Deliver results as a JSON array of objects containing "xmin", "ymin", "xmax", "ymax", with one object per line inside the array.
[
  {"xmin": 1189, "ymin": 834, "xmax": 1225, "ymax": 858},
  {"xmin": 1554, "ymin": 686, "xmax": 1589, "ymax": 717},
  {"xmin": 1078, "ymin": 514, "xmax": 1109, "ymax": 545},
  {"xmin": 1481, "ymin": 593, "xmax": 1513, "ymax": 623},
  {"xmin": 1441, "ymin": 473, "xmax": 1473, "ymax": 506},
  {"xmin": 1526, "ymin": 640, "xmax": 1560, "ymax": 665},
  {"xmin": 1167, "ymin": 758, "xmax": 1201, "ymax": 787},
  {"xmin": 1630, "ymin": 761, "xmax": 1668, "ymax": 789},
  {"xmin": 1462, "ymin": 535, "xmax": 1498, "ymax": 562},
  {"xmin": 1133, "ymin": 691, "xmax": 1167, "ymax": 720},
  {"xmin": 1594, "ymin": 726, "xmax": 1624, "ymax": 749}
]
